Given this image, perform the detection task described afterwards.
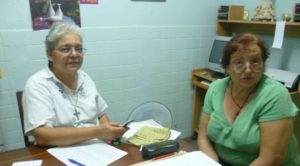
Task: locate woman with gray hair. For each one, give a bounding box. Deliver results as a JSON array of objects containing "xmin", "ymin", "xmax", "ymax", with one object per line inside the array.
[{"xmin": 23, "ymin": 22, "xmax": 127, "ymax": 146}]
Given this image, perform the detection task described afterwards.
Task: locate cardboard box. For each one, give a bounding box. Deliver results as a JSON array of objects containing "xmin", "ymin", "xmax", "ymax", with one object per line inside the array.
[
  {"xmin": 218, "ymin": 5, "xmax": 244, "ymax": 21},
  {"xmin": 228, "ymin": 5, "xmax": 244, "ymax": 20}
]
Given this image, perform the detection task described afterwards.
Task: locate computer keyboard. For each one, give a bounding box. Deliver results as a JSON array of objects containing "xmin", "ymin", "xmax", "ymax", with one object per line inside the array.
[{"xmin": 200, "ymin": 80, "xmax": 211, "ymax": 86}]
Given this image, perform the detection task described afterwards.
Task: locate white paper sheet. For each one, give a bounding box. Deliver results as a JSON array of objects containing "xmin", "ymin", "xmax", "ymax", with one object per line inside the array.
[
  {"xmin": 120, "ymin": 119, "xmax": 181, "ymax": 143},
  {"xmin": 12, "ymin": 160, "xmax": 42, "ymax": 166},
  {"xmin": 272, "ymin": 21, "xmax": 286, "ymax": 48},
  {"xmin": 142, "ymin": 151, "xmax": 221, "ymax": 166},
  {"xmin": 47, "ymin": 139, "xmax": 127, "ymax": 166}
]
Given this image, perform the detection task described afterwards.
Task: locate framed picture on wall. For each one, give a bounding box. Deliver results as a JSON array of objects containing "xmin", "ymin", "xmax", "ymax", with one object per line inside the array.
[
  {"xmin": 29, "ymin": 0, "xmax": 81, "ymax": 31},
  {"xmin": 80, "ymin": 0, "xmax": 98, "ymax": 4},
  {"xmin": 131, "ymin": 0, "xmax": 166, "ymax": 1}
]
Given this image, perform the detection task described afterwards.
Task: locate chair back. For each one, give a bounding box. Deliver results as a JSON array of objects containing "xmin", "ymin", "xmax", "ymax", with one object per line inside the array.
[
  {"xmin": 16, "ymin": 91, "xmax": 31, "ymax": 146},
  {"xmin": 127, "ymin": 102, "xmax": 172, "ymax": 128},
  {"xmin": 291, "ymin": 92, "xmax": 300, "ymax": 152},
  {"xmin": 294, "ymin": 114, "xmax": 300, "ymax": 152}
]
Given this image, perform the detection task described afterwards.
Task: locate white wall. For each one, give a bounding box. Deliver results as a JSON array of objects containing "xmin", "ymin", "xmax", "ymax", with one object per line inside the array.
[{"xmin": 0, "ymin": 0, "xmax": 219, "ymax": 151}]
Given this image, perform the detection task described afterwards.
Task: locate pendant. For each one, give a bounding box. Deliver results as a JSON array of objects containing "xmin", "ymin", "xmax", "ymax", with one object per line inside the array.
[{"xmin": 73, "ymin": 108, "xmax": 80, "ymax": 120}]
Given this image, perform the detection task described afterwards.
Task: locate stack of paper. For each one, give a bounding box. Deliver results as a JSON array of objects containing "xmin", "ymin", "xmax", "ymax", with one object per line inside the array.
[{"xmin": 47, "ymin": 139, "xmax": 127, "ymax": 166}]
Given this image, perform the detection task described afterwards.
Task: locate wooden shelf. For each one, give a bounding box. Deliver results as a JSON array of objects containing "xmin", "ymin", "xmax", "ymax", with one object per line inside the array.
[{"xmin": 217, "ymin": 20, "xmax": 300, "ymax": 38}]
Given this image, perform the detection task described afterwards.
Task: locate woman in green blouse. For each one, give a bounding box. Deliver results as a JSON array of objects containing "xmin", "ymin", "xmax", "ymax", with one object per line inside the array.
[{"xmin": 197, "ymin": 33, "xmax": 300, "ymax": 166}]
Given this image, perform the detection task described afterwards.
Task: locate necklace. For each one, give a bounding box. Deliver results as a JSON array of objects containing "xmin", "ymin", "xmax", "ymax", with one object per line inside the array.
[
  {"xmin": 69, "ymin": 90, "xmax": 80, "ymax": 120},
  {"xmin": 230, "ymin": 82, "xmax": 256, "ymax": 119}
]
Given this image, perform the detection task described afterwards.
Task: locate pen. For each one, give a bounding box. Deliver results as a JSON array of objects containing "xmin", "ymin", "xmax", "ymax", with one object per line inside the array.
[
  {"xmin": 122, "ymin": 119, "xmax": 134, "ymax": 128},
  {"xmin": 68, "ymin": 158, "xmax": 86, "ymax": 166},
  {"xmin": 107, "ymin": 138, "xmax": 120, "ymax": 145},
  {"xmin": 107, "ymin": 140, "xmax": 113, "ymax": 144}
]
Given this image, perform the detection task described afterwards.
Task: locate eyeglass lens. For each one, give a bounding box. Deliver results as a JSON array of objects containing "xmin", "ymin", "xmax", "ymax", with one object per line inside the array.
[
  {"xmin": 231, "ymin": 59, "xmax": 263, "ymax": 72},
  {"xmin": 56, "ymin": 45, "xmax": 87, "ymax": 55}
]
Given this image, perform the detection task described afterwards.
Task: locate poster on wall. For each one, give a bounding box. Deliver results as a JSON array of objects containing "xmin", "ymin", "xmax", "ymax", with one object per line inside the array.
[
  {"xmin": 29, "ymin": 0, "xmax": 81, "ymax": 31},
  {"xmin": 80, "ymin": 0, "xmax": 98, "ymax": 4}
]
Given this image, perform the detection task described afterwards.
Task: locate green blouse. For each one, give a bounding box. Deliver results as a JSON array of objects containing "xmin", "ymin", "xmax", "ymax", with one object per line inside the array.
[{"xmin": 202, "ymin": 75, "xmax": 300, "ymax": 166}]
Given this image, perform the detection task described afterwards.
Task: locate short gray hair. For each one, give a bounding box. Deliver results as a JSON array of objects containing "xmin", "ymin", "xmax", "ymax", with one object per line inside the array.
[{"xmin": 45, "ymin": 22, "xmax": 82, "ymax": 52}]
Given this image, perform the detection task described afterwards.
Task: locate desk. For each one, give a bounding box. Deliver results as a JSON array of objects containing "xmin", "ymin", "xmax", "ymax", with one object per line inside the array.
[{"xmin": 0, "ymin": 140, "xmax": 195, "ymax": 166}]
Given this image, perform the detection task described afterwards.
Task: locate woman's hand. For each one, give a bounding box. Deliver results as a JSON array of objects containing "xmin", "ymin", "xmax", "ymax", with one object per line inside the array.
[{"xmin": 94, "ymin": 122, "xmax": 128, "ymax": 140}]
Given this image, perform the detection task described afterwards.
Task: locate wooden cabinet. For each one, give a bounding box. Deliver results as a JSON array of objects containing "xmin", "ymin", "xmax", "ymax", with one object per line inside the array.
[
  {"xmin": 217, "ymin": 20, "xmax": 300, "ymax": 38},
  {"xmin": 191, "ymin": 68, "xmax": 222, "ymax": 136}
]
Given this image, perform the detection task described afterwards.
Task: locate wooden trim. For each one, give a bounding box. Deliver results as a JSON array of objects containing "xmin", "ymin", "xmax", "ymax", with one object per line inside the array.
[{"xmin": 217, "ymin": 20, "xmax": 300, "ymax": 38}]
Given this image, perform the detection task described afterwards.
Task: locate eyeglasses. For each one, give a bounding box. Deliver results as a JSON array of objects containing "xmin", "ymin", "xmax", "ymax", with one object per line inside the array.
[
  {"xmin": 231, "ymin": 59, "xmax": 263, "ymax": 73},
  {"xmin": 55, "ymin": 46, "xmax": 87, "ymax": 55}
]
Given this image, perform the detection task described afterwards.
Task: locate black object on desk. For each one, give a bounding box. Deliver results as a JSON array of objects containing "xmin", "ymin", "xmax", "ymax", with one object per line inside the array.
[{"xmin": 141, "ymin": 140, "xmax": 180, "ymax": 159}]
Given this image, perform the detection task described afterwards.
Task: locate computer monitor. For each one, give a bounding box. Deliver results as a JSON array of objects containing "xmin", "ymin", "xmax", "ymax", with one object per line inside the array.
[{"xmin": 207, "ymin": 36, "xmax": 231, "ymax": 74}]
